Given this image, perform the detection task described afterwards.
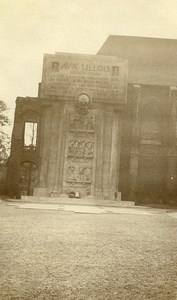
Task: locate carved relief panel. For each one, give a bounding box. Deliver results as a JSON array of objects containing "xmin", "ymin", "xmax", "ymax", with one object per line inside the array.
[
  {"xmin": 69, "ymin": 113, "xmax": 95, "ymax": 132},
  {"xmin": 68, "ymin": 139, "xmax": 94, "ymax": 158},
  {"xmin": 67, "ymin": 165, "xmax": 92, "ymax": 183},
  {"xmin": 63, "ymin": 106, "xmax": 96, "ymax": 193}
]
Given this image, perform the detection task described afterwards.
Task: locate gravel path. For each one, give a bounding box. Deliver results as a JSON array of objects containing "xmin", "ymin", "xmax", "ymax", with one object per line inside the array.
[{"xmin": 0, "ymin": 203, "xmax": 177, "ymax": 300}]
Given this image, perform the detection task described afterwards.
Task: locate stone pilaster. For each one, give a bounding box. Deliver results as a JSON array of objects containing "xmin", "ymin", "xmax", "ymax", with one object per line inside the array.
[
  {"xmin": 166, "ymin": 87, "xmax": 177, "ymax": 192},
  {"xmin": 46, "ymin": 104, "xmax": 60, "ymax": 194},
  {"xmin": 94, "ymin": 106, "xmax": 104, "ymax": 197},
  {"xmin": 53, "ymin": 105, "xmax": 67, "ymax": 194},
  {"xmin": 109, "ymin": 110, "xmax": 121, "ymax": 199},
  {"xmin": 129, "ymin": 84, "xmax": 141, "ymax": 201},
  {"xmin": 102, "ymin": 108, "xmax": 113, "ymax": 199},
  {"xmin": 168, "ymin": 87, "xmax": 177, "ymax": 151},
  {"xmin": 36, "ymin": 105, "xmax": 52, "ymax": 194}
]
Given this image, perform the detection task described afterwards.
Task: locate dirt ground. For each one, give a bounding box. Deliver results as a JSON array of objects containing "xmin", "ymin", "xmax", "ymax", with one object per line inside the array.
[{"xmin": 0, "ymin": 202, "xmax": 177, "ymax": 300}]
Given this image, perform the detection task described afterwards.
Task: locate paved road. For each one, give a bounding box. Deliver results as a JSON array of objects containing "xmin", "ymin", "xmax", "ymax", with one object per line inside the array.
[
  {"xmin": 6, "ymin": 201, "xmax": 167, "ymax": 215},
  {"xmin": 166, "ymin": 210, "xmax": 177, "ymax": 219}
]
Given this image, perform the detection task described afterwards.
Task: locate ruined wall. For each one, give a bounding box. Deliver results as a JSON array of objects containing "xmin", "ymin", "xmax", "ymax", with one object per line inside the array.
[{"xmin": 7, "ymin": 97, "xmax": 41, "ymax": 197}]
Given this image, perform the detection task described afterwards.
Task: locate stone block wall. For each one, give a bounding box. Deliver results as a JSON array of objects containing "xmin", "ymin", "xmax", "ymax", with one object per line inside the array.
[{"xmin": 119, "ymin": 84, "xmax": 177, "ymax": 205}]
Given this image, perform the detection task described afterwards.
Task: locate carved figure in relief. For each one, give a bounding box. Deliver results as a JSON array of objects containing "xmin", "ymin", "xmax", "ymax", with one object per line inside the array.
[
  {"xmin": 85, "ymin": 141, "xmax": 94, "ymax": 156},
  {"xmin": 84, "ymin": 167, "xmax": 91, "ymax": 182},
  {"xmin": 52, "ymin": 62, "xmax": 59, "ymax": 72},
  {"xmin": 79, "ymin": 167, "xmax": 91, "ymax": 183},
  {"xmin": 79, "ymin": 167, "xmax": 85, "ymax": 182},
  {"xmin": 68, "ymin": 166, "xmax": 76, "ymax": 181},
  {"xmin": 76, "ymin": 93, "xmax": 91, "ymax": 115},
  {"xmin": 88, "ymin": 115, "xmax": 95, "ymax": 131}
]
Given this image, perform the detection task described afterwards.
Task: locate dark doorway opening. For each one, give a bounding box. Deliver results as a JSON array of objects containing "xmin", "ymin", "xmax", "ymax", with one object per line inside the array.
[
  {"xmin": 138, "ymin": 156, "xmax": 167, "ymax": 204},
  {"xmin": 20, "ymin": 162, "xmax": 38, "ymax": 196}
]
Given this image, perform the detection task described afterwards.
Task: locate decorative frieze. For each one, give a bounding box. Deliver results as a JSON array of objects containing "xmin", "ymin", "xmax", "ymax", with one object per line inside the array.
[{"xmin": 68, "ymin": 139, "xmax": 94, "ymax": 158}]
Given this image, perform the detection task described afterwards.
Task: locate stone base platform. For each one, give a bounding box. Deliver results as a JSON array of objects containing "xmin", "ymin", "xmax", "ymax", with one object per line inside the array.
[{"xmin": 14, "ymin": 196, "xmax": 135, "ymax": 207}]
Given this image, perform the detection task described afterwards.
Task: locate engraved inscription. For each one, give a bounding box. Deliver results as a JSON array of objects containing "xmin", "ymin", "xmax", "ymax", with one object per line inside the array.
[
  {"xmin": 41, "ymin": 53, "xmax": 128, "ymax": 102},
  {"xmin": 68, "ymin": 140, "xmax": 94, "ymax": 158}
]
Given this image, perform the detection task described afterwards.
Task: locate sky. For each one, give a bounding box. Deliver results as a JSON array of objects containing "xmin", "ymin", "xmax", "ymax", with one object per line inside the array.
[{"xmin": 1, "ymin": 0, "xmax": 177, "ymax": 134}]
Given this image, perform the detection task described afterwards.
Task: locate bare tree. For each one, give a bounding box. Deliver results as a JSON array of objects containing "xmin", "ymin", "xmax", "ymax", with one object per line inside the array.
[{"xmin": 0, "ymin": 100, "xmax": 10, "ymax": 165}]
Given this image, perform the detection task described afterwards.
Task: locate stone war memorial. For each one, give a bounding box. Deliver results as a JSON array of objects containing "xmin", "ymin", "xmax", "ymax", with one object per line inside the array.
[
  {"xmin": 8, "ymin": 52, "xmax": 128, "ymax": 201},
  {"xmin": 8, "ymin": 35, "xmax": 177, "ymax": 205}
]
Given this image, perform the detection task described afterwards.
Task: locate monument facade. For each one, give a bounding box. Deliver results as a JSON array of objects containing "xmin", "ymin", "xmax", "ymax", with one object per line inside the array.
[{"xmin": 8, "ymin": 53, "xmax": 128, "ymax": 200}]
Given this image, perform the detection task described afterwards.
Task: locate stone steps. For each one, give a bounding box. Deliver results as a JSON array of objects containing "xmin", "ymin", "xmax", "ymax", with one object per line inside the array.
[{"xmin": 18, "ymin": 196, "xmax": 135, "ymax": 207}]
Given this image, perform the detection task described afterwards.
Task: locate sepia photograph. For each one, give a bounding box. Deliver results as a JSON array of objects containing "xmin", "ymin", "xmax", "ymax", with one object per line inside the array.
[{"xmin": 0, "ymin": 0, "xmax": 177, "ymax": 299}]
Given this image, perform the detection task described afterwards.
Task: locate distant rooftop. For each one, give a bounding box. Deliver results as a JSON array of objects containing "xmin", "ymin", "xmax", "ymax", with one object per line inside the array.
[{"xmin": 98, "ymin": 35, "xmax": 177, "ymax": 86}]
